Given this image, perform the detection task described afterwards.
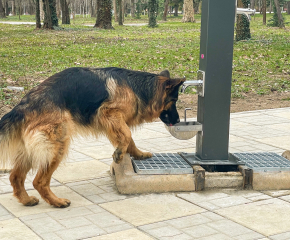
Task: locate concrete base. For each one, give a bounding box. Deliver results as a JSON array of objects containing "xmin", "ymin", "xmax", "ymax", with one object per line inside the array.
[
  {"xmin": 111, "ymin": 152, "xmax": 290, "ymax": 194},
  {"xmin": 110, "ymin": 154, "xmax": 244, "ymax": 194}
]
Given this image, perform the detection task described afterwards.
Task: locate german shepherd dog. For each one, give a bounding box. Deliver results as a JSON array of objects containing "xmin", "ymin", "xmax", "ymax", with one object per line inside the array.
[{"xmin": 0, "ymin": 67, "xmax": 185, "ymax": 208}]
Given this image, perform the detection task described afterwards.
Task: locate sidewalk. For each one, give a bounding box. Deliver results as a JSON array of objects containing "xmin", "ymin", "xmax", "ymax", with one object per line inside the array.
[{"xmin": 0, "ymin": 107, "xmax": 290, "ymax": 240}]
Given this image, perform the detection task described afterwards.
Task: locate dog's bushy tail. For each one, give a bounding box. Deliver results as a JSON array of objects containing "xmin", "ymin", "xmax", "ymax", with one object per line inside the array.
[{"xmin": 0, "ymin": 108, "xmax": 25, "ymax": 169}]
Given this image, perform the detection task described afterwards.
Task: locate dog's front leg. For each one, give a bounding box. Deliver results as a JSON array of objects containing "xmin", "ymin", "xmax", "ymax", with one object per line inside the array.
[
  {"xmin": 100, "ymin": 110, "xmax": 131, "ymax": 164},
  {"xmin": 127, "ymin": 138, "xmax": 153, "ymax": 160}
]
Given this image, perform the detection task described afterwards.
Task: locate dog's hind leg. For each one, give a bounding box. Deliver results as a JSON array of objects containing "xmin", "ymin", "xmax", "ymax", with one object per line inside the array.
[
  {"xmin": 127, "ymin": 138, "xmax": 153, "ymax": 160},
  {"xmin": 10, "ymin": 160, "xmax": 39, "ymax": 206},
  {"xmin": 32, "ymin": 134, "xmax": 71, "ymax": 208}
]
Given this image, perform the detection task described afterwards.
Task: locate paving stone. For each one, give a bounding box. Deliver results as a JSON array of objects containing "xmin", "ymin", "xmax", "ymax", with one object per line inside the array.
[
  {"xmin": 103, "ymin": 222, "xmax": 133, "ymax": 234},
  {"xmin": 87, "ymin": 228, "xmax": 154, "ymax": 240},
  {"xmin": 89, "ymin": 177, "xmax": 114, "ymax": 186},
  {"xmin": 177, "ymin": 191, "xmax": 229, "ymax": 203},
  {"xmin": 53, "ymin": 160, "xmax": 110, "ymax": 183},
  {"xmin": 234, "ymin": 231, "xmax": 265, "ymax": 240},
  {"xmin": 100, "ymin": 194, "xmax": 205, "ymax": 226},
  {"xmin": 216, "ymin": 198, "xmax": 290, "ymax": 236},
  {"xmin": 0, "ymin": 218, "xmax": 41, "ymax": 240},
  {"xmin": 165, "ymin": 213, "xmax": 212, "ymax": 228},
  {"xmin": 279, "ymin": 195, "xmax": 290, "ymax": 203},
  {"xmin": 263, "ymin": 190, "xmax": 290, "ymax": 197},
  {"xmin": 55, "ymin": 224, "xmax": 106, "ymax": 240},
  {"xmin": 0, "ymin": 214, "xmax": 14, "ymax": 221},
  {"xmin": 86, "ymin": 211, "xmax": 126, "ymax": 228},
  {"xmin": 40, "ymin": 232, "xmax": 63, "ymax": 240},
  {"xmin": 98, "ymin": 192, "xmax": 128, "ymax": 202},
  {"xmin": 207, "ymin": 219, "xmax": 253, "ymax": 237},
  {"xmin": 98, "ymin": 184, "xmax": 117, "ymax": 192},
  {"xmin": 58, "ymin": 216, "xmax": 92, "ymax": 228},
  {"xmin": 69, "ymin": 183, "xmax": 106, "ymax": 196},
  {"xmin": 200, "ymin": 212, "xmax": 225, "ymax": 221},
  {"xmin": 269, "ymin": 231, "xmax": 290, "ymax": 240},
  {"xmin": 145, "ymin": 225, "xmax": 184, "ymax": 238},
  {"xmin": 183, "ymin": 225, "xmax": 219, "ymax": 238},
  {"xmin": 138, "ymin": 222, "xmax": 168, "ymax": 231},
  {"xmin": 0, "ymin": 186, "xmax": 92, "ymax": 217},
  {"xmin": 23, "ymin": 216, "xmax": 65, "ymax": 234},
  {"xmin": 85, "ymin": 204, "xmax": 106, "ymax": 214},
  {"xmin": 86, "ymin": 194, "xmax": 107, "ymax": 204},
  {"xmin": 198, "ymin": 233, "xmax": 233, "ymax": 240},
  {"xmin": 74, "ymin": 145, "xmax": 115, "ymax": 160},
  {"xmin": 47, "ymin": 206, "xmax": 94, "ymax": 220},
  {"xmin": 208, "ymin": 196, "xmax": 252, "ymax": 209},
  {"xmin": 256, "ymin": 136, "xmax": 290, "ymax": 151}
]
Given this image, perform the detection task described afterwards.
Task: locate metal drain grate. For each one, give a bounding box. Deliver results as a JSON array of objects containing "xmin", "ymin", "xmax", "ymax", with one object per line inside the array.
[
  {"xmin": 233, "ymin": 152, "xmax": 290, "ymax": 172},
  {"xmin": 132, "ymin": 153, "xmax": 193, "ymax": 174}
]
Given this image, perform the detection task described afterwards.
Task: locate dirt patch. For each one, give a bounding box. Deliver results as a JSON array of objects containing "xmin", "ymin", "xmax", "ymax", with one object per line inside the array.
[
  {"xmin": 177, "ymin": 91, "xmax": 290, "ymax": 119},
  {"xmin": 1, "ymin": 91, "xmax": 290, "ymax": 120}
]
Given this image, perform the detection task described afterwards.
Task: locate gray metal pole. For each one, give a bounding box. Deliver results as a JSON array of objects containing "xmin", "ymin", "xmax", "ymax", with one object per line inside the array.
[{"xmin": 196, "ymin": 0, "xmax": 236, "ymax": 160}]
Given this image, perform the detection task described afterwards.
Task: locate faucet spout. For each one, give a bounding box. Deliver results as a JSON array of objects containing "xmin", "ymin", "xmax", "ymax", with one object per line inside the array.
[{"xmin": 181, "ymin": 80, "xmax": 203, "ymax": 93}]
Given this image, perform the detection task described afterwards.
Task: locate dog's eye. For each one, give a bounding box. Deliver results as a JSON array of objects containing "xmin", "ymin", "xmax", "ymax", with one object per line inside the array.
[{"xmin": 165, "ymin": 114, "xmax": 168, "ymax": 118}]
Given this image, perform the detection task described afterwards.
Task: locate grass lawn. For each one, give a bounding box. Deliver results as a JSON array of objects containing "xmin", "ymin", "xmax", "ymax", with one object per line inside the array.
[{"xmin": 0, "ymin": 13, "xmax": 289, "ymax": 106}]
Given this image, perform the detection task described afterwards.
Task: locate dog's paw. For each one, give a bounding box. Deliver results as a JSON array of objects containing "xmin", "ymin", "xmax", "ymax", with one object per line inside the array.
[
  {"xmin": 53, "ymin": 198, "xmax": 71, "ymax": 208},
  {"xmin": 113, "ymin": 148, "xmax": 123, "ymax": 164},
  {"xmin": 282, "ymin": 150, "xmax": 290, "ymax": 160},
  {"xmin": 133, "ymin": 152, "xmax": 153, "ymax": 160},
  {"xmin": 23, "ymin": 196, "xmax": 39, "ymax": 206}
]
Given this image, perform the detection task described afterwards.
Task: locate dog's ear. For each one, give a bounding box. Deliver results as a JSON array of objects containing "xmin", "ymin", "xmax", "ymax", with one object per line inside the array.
[
  {"xmin": 165, "ymin": 78, "xmax": 186, "ymax": 89},
  {"xmin": 159, "ymin": 70, "xmax": 170, "ymax": 79}
]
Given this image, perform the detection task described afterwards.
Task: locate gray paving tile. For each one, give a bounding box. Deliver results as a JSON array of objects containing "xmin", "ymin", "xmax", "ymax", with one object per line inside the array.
[
  {"xmin": 198, "ymin": 233, "xmax": 233, "ymax": 240},
  {"xmin": 139, "ymin": 222, "xmax": 168, "ymax": 231},
  {"xmin": 165, "ymin": 214, "xmax": 211, "ymax": 228},
  {"xmin": 207, "ymin": 219, "xmax": 253, "ymax": 237},
  {"xmin": 183, "ymin": 225, "xmax": 218, "ymax": 238},
  {"xmin": 234, "ymin": 231, "xmax": 265, "ymax": 240},
  {"xmin": 85, "ymin": 211, "xmax": 126, "ymax": 228},
  {"xmin": 55, "ymin": 224, "xmax": 106, "ymax": 240},
  {"xmin": 40, "ymin": 232, "xmax": 63, "ymax": 240},
  {"xmin": 269, "ymin": 231, "xmax": 290, "ymax": 240},
  {"xmin": 47, "ymin": 207, "xmax": 94, "ymax": 220},
  {"xmin": 69, "ymin": 183, "xmax": 106, "ymax": 196},
  {"xmin": 58, "ymin": 216, "xmax": 92, "ymax": 228},
  {"xmin": 146, "ymin": 226, "xmax": 185, "ymax": 238},
  {"xmin": 23, "ymin": 216, "xmax": 65, "ymax": 235}
]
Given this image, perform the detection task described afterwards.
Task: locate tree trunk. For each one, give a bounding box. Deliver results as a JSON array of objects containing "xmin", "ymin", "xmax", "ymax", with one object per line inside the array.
[
  {"xmin": 182, "ymin": 0, "xmax": 194, "ymax": 22},
  {"xmin": 162, "ymin": 0, "xmax": 169, "ymax": 21},
  {"xmin": 148, "ymin": 0, "xmax": 157, "ymax": 27},
  {"xmin": 273, "ymin": 0, "xmax": 285, "ymax": 27},
  {"xmin": 36, "ymin": 0, "xmax": 42, "ymax": 28},
  {"xmin": 288, "ymin": 1, "xmax": 290, "ymax": 14},
  {"xmin": 130, "ymin": 0, "xmax": 135, "ymax": 17},
  {"xmin": 94, "ymin": 0, "xmax": 114, "ymax": 29},
  {"xmin": 113, "ymin": 0, "xmax": 118, "ymax": 21},
  {"xmin": 117, "ymin": 0, "xmax": 123, "ymax": 25},
  {"xmin": 91, "ymin": 0, "xmax": 96, "ymax": 17},
  {"xmin": 43, "ymin": 0, "xmax": 59, "ymax": 29},
  {"xmin": 60, "ymin": 0, "xmax": 70, "ymax": 24},
  {"xmin": 250, "ymin": 0, "xmax": 255, "ymax": 9},
  {"xmin": 5, "ymin": 0, "xmax": 8, "ymax": 16},
  {"xmin": 236, "ymin": 0, "xmax": 251, "ymax": 41},
  {"xmin": 263, "ymin": 0, "xmax": 266, "ymax": 24},
  {"xmin": 40, "ymin": 0, "xmax": 44, "ymax": 20},
  {"xmin": 174, "ymin": 4, "xmax": 178, "ymax": 16},
  {"xmin": 270, "ymin": 0, "xmax": 272, "ymax": 13},
  {"xmin": 0, "ymin": 0, "xmax": 5, "ymax": 18},
  {"xmin": 56, "ymin": 0, "xmax": 61, "ymax": 18}
]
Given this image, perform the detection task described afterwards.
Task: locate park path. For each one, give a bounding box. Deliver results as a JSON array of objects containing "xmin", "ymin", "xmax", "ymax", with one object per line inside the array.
[{"xmin": 0, "ymin": 107, "xmax": 290, "ymax": 239}]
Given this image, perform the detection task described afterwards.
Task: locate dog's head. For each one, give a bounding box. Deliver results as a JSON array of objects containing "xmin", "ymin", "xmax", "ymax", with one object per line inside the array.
[{"xmin": 158, "ymin": 70, "xmax": 185, "ymax": 125}]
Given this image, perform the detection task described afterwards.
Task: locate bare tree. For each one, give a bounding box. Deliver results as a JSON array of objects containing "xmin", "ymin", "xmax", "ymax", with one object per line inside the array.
[
  {"xmin": 263, "ymin": 0, "xmax": 266, "ymax": 24},
  {"xmin": 60, "ymin": 0, "xmax": 70, "ymax": 24},
  {"xmin": 163, "ymin": 0, "xmax": 169, "ymax": 21},
  {"xmin": 130, "ymin": 0, "xmax": 135, "ymax": 17},
  {"xmin": 113, "ymin": 0, "xmax": 118, "ymax": 21},
  {"xmin": 94, "ymin": 0, "xmax": 114, "ymax": 29},
  {"xmin": 0, "ymin": 0, "xmax": 5, "ymax": 18},
  {"xmin": 117, "ymin": 0, "xmax": 123, "ymax": 25},
  {"xmin": 43, "ymin": 0, "xmax": 59, "ymax": 29},
  {"xmin": 36, "ymin": 0, "xmax": 42, "ymax": 28},
  {"xmin": 288, "ymin": 1, "xmax": 290, "ymax": 14},
  {"xmin": 182, "ymin": 0, "xmax": 195, "ymax": 22},
  {"xmin": 273, "ymin": 0, "xmax": 284, "ymax": 27}
]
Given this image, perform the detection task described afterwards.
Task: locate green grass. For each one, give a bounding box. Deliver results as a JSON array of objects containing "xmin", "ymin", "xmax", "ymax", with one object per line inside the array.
[{"xmin": 0, "ymin": 13, "xmax": 289, "ymax": 106}]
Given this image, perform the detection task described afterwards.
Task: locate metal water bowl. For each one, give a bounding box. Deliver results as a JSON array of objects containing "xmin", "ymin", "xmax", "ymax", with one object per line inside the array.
[{"xmin": 165, "ymin": 121, "xmax": 202, "ymax": 140}]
